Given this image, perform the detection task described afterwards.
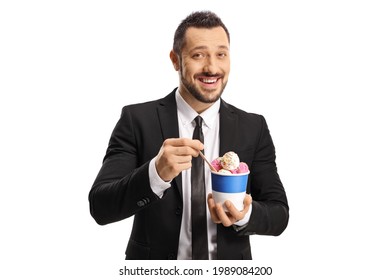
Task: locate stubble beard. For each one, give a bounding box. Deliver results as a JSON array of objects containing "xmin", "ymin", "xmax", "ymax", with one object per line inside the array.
[{"xmin": 179, "ymin": 69, "xmax": 227, "ymax": 104}]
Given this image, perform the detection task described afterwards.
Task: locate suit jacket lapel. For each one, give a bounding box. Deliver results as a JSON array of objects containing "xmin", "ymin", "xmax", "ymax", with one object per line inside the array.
[
  {"xmin": 217, "ymin": 100, "xmax": 239, "ymax": 257},
  {"xmin": 157, "ymin": 89, "xmax": 180, "ymax": 139},
  {"xmin": 219, "ymin": 99, "xmax": 239, "ymax": 155},
  {"xmin": 156, "ymin": 89, "xmax": 183, "ymax": 199}
]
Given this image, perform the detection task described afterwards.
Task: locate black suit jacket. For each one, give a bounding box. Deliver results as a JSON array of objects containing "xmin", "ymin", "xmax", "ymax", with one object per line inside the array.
[{"xmin": 89, "ymin": 89, "xmax": 289, "ymax": 260}]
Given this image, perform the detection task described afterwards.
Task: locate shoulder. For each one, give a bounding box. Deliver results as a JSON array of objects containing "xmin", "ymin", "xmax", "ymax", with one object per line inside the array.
[
  {"xmin": 221, "ymin": 99, "xmax": 266, "ymax": 125},
  {"xmin": 121, "ymin": 89, "xmax": 176, "ymax": 115}
]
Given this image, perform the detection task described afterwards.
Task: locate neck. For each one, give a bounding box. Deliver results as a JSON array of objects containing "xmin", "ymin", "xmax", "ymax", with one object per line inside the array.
[{"xmin": 178, "ymin": 87, "xmax": 215, "ymax": 114}]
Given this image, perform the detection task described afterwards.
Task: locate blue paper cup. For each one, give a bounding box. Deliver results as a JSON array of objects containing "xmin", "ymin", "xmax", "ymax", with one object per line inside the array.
[{"xmin": 211, "ymin": 171, "xmax": 249, "ymax": 211}]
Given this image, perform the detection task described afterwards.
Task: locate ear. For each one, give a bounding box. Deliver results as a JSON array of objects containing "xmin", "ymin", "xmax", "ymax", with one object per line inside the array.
[{"xmin": 169, "ymin": 50, "xmax": 180, "ymax": 71}]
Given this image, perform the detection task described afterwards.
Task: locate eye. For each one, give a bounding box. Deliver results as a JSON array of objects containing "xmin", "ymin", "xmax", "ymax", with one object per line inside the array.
[
  {"xmin": 218, "ymin": 52, "xmax": 227, "ymax": 58},
  {"xmin": 192, "ymin": 53, "xmax": 205, "ymax": 59}
]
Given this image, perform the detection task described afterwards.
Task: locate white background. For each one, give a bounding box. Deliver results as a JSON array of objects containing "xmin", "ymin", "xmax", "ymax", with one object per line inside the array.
[{"xmin": 1, "ymin": 1, "xmax": 389, "ymax": 279}]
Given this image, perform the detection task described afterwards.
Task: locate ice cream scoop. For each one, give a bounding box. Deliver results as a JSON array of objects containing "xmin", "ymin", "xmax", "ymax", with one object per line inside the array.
[
  {"xmin": 211, "ymin": 157, "xmax": 223, "ymax": 171},
  {"xmin": 221, "ymin": 151, "xmax": 240, "ymax": 171},
  {"xmin": 212, "ymin": 152, "xmax": 249, "ymax": 174}
]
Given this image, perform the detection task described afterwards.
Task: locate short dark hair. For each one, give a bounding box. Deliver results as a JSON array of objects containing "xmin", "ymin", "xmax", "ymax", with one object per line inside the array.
[{"xmin": 173, "ymin": 11, "xmax": 230, "ymax": 55}]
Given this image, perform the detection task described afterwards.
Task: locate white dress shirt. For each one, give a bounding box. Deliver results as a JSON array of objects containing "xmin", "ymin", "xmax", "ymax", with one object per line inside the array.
[{"xmin": 148, "ymin": 89, "xmax": 250, "ymax": 259}]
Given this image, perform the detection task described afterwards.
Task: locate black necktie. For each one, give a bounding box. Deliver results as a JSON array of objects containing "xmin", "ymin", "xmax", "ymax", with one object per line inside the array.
[{"xmin": 191, "ymin": 116, "xmax": 209, "ymax": 260}]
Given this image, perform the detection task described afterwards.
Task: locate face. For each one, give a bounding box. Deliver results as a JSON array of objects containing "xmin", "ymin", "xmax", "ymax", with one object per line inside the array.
[{"xmin": 170, "ymin": 27, "xmax": 230, "ymax": 112}]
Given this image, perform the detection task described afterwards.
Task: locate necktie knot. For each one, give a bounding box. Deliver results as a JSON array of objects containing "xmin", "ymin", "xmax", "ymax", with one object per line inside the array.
[
  {"xmin": 193, "ymin": 116, "xmax": 204, "ymax": 143},
  {"xmin": 194, "ymin": 116, "xmax": 203, "ymax": 129}
]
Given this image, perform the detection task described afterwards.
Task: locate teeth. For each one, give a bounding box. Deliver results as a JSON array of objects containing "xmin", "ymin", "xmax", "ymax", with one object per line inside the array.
[{"xmin": 201, "ymin": 78, "xmax": 217, "ymax": 84}]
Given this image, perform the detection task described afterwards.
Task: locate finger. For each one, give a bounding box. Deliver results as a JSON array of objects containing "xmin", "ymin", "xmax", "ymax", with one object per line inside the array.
[
  {"xmin": 155, "ymin": 152, "xmax": 193, "ymax": 181},
  {"xmin": 207, "ymin": 194, "xmax": 221, "ymax": 223},
  {"xmin": 239, "ymin": 194, "xmax": 253, "ymax": 217},
  {"xmin": 166, "ymin": 145, "xmax": 202, "ymax": 159},
  {"xmin": 176, "ymin": 146, "xmax": 201, "ymax": 157},
  {"xmin": 161, "ymin": 153, "xmax": 192, "ymax": 169},
  {"xmin": 215, "ymin": 203, "xmax": 234, "ymax": 227},
  {"xmin": 243, "ymin": 194, "xmax": 252, "ymax": 208},
  {"xmin": 173, "ymin": 154, "xmax": 192, "ymax": 164},
  {"xmin": 164, "ymin": 138, "xmax": 204, "ymax": 151},
  {"xmin": 224, "ymin": 200, "xmax": 244, "ymax": 221}
]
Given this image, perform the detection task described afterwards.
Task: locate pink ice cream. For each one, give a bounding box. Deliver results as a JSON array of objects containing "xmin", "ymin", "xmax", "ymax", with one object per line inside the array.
[
  {"xmin": 231, "ymin": 162, "xmax": 249, "ymax": 174},
  {"xmin": 211, "ymin": 157, "xmax": 223, "ymax": 171}
]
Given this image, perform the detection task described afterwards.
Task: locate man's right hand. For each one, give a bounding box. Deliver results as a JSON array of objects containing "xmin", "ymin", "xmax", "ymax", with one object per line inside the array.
[{"xmin": 155, "ymin": 138, "xmax": 204, "ymax": 182}]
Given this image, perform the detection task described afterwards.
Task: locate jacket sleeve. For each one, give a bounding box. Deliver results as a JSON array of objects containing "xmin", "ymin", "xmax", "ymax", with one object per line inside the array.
[
  {"xmin": 240, "ymin": 115, "xmax": 289, "ymax": 236},
  {"xmin": 88, "ymin": 107, "xmax": 160, "ymax": 225}
]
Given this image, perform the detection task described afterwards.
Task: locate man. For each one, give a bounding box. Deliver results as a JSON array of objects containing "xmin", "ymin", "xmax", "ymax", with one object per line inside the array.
[{"xmin": 89, "ymin": 11, "xmax": 289, "ymax": 260}]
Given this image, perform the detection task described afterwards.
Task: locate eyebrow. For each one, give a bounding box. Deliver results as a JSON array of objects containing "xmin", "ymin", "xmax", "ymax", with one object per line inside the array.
[{"xmin": 190, "ymin": 45, "xmax": 230, "ymax": 52}]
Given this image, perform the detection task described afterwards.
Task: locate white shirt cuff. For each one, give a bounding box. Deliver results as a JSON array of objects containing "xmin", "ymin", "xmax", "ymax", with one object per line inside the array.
[
  {"xmin": 234, "ymin": 203, "xmax": 252, "ymax": 227},
  {"xmin": 148, "ymin": 157, "xmax": 171, "ymax": 198}
]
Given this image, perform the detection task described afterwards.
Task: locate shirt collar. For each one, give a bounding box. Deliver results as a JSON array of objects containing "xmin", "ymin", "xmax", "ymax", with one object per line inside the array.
[{"xmin": 175, "ymin": 89, "xmax": 220, "ymax": 129}]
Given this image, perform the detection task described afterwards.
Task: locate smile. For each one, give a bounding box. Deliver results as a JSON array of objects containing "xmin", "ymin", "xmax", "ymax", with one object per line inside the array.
[{"xmin": 200, "ymin": 78, "xmax": 217, "ymax": 84}]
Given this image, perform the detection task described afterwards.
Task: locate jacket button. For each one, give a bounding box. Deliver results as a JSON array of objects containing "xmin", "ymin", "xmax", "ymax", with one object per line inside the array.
[
  {"xmin": 137, "ymin": 200, "xmax": 145, "ymax": 207},
  {"xmin": 175, "ymin": 207, "xmax": 182, "ymax": 215},
  {"xmin": 137, "ymin": 197, "xmax": 150, "ymax": 207},
  {"xmin": 167, "ymin": 253, "xmax": 175, "ymax": 259}
]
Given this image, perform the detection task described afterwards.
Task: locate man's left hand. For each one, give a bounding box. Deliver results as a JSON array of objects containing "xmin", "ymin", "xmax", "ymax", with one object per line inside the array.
[{"xmin": 207, "ymin": 193, "xmax": 252, "ymax": 227}]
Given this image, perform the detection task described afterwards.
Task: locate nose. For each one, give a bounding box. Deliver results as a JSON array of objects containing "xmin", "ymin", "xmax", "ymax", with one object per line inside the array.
[{"xmin": 203, "ymin": 55, "xmax": 217, "ymax": 74}]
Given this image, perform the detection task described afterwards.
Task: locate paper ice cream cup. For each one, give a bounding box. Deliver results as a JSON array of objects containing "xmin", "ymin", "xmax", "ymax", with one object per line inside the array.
[{"xmin": 211, "ymin": 171, "xmax": 249, "ymax": 211}]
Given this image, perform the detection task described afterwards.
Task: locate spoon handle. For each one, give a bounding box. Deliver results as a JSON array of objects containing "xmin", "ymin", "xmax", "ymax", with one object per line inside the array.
[{"xmin": 199, "ymin": 151, "xmax": 217, "ymax": 172}]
